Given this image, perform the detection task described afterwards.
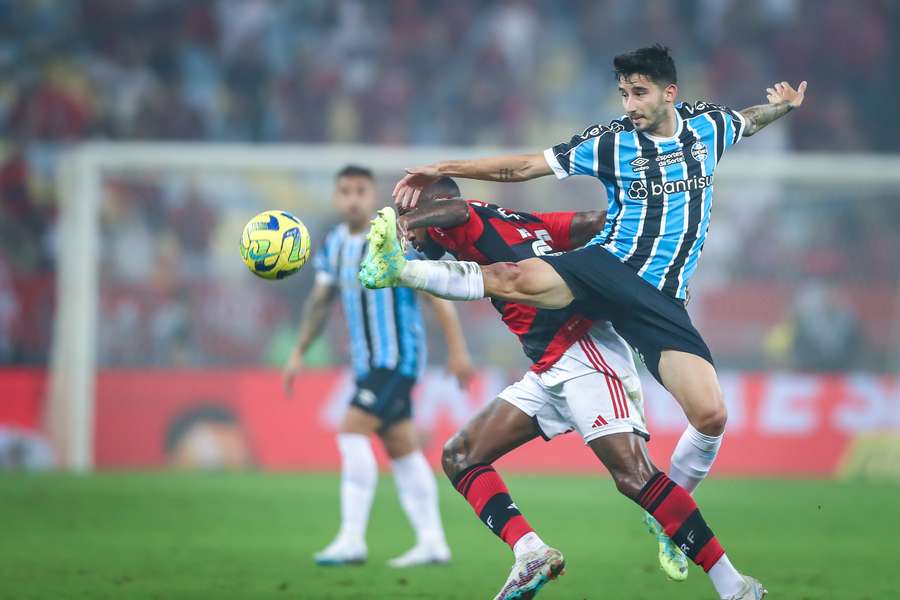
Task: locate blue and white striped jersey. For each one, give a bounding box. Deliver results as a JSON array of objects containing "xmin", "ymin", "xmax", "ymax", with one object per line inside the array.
[
  {"xmin": 544, "ymin": 101, "xmax": 746, "ymax": 300},
  {"xmin": 314, "ymin": 222, "xmax": 426, "ymax": 379}
]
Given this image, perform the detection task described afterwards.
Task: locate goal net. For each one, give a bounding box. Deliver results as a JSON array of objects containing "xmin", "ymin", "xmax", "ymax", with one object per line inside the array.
[{"xmin": 50, "ymin": 143, "xmax": 900, "ymax": 470}]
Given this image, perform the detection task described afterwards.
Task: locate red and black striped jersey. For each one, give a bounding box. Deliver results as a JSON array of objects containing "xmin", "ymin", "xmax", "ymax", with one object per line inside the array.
[{"xmin": 428, "ymin": 200, "xmax": 593, "ymax": 372}]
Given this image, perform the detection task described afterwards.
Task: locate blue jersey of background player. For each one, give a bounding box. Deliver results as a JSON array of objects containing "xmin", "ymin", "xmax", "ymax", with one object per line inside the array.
[
  {"xmin": 381, "ymin": 44, "xmax": 806, "ymax": 599},
  {"xmin": 283, "ymin": 165, "xmax": 473, "ymax": 568}
]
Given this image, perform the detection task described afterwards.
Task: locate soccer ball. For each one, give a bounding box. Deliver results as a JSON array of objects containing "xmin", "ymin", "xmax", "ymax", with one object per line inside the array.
[{"xmin": 240, "ymin": 210, "xmax": 311, "ymax": 280}]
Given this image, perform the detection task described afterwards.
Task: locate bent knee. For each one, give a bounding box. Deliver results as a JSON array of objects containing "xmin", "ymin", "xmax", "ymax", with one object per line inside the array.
[
  {"xmin": 485, "ymin": 262, "xmax": 526, "ymax": 297},
  {"xmin": 441, "ymin": 433, "xmax": 472, "ymax": 481},
  {"xmin": 691, "ymin": 389, "xmax": 728, "ymax": 435}
]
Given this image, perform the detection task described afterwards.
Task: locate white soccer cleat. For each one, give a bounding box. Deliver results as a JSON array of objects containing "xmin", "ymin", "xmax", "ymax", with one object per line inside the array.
[
  {"xmin": 387, "ymin": 539, "xmax": 452, "ymax": 568},
  {"xmin": 724, "ymin": 575, "xmax": 768, "ymax": 600},
  {"xmin": 313, "ymin": 535, "xmax": 367, "ymax": 566},
  {"xmin": 493, "ymin": 546, "xmax": 565, "ymax": 600}
]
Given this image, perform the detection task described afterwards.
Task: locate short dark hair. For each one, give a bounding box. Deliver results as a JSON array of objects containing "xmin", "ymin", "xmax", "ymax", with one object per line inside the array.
[
  {"xmin": 335, "ymin": 164, "xmax": 374, "ymax": 180},
  {"xmin": 613, "ymin": 44, "xmax": 677, "ymax": 86},
  {"xmin": 420, "ymin": 177, "xmax": 461, "ymax": 205}
]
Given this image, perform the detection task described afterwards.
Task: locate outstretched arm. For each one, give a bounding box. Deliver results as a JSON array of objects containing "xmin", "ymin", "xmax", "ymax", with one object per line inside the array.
[
  {"xmin": 739, "ymin": 80, "xmax": 807, "ymax": 137},
  {"xmin": 394, "ymin": 153, "xmax": 551, "ymax": 210},
  {"xmin": 398, "ymin": 198, "xmax": 471, "ymax": 231}
]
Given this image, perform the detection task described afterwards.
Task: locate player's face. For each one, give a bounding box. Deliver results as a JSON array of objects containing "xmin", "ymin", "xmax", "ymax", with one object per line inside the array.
[
  {"xmin": 334, "ymin": 175, "xmax": 377, "ymax": 230},
  {"xmin": 406, "ymin": 225, "xmax": 429, "ymax": 252},
  {"xmin": 618, "ymin": 74, "xmax": 677, "ymax": 133}
]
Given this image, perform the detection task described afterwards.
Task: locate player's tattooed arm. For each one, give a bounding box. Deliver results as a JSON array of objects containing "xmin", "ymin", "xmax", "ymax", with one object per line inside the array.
[
  {"xmin": 395, "ymin": 154, "xmax": 552, "ymax": 210},
  {"xmin": 739, "ymin": 80, "xmax": 807, "ymax": 137},
  {"xmin": 569, "ymin": 210, "xmax": 608, "ymax": 247},
  {"xmin": 432, "ymin": 153, "xmax": 552, "ymax": 183},
  {"xmin": 399, "ymin": 199, "xmax": 470, "ymax": 231}
]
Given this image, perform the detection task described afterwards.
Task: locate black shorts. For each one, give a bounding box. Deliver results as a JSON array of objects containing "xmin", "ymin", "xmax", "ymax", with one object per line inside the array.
[
  {"xmin": 350, "ymin": 368, "xmax": 416, "ymax": 431},
  {"xmin": 540, "ymin": 244, "xmax": 714, "ymax": 384}
]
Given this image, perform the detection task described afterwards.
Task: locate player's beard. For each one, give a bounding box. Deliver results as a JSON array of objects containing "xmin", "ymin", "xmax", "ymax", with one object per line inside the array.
[{"xmin": 646, "ymin": 104, "xmax": 672, "ymax": 135}]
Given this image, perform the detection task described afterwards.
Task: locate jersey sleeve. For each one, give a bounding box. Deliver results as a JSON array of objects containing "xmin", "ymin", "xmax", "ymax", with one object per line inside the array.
[
  {"xmin": 532, "ymin": 211, "xmax": 578, "ymax": 251},
  {"xmin": 313, "ymin": 230, "xmax": 337, "ymax": 286},
  {"xmin": 543, "ymin": 122, "xmax": 619, "ymax": 180},
  {"xmin": 719, "ymin": 105, "xmax": 747, "ymax": 149},
  {"xmin": 694, "ymin": 101, "xmax": 747, "ymax": 149}
]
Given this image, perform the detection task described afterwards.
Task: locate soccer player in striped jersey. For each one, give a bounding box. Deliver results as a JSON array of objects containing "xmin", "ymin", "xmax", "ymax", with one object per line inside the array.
[
  {"xmin": 282, "ymin": 165, "xmax": 474, "ymax": 568},
  {"xmin": 364, "ymin": 46, "xmax": 804, "ymax": 599},
  {"xmin": 373, "ymin": 178, "xmax": 763, "ymax": 600}
]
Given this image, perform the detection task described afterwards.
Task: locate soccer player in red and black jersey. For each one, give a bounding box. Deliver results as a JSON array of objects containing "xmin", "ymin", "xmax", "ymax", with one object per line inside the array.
[{"xmin": 395, "ymin": 178, "xmax": 761, "ymax": 600}]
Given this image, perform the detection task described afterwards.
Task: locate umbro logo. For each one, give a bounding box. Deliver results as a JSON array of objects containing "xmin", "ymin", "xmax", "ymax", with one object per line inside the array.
[
  {"xmin": 687, "ymin": 530, "xmax": 695, "ymax": 545},
  {"xmin": 508, "ymin": 502, "xmax": 518, "ymax": 511},
  {"xmin": 486, "ymin": 516, "xmax": 494, "ymax": 529},
  {"xmin": 630, "ymin": 157, "xmax": 650, "ymax": 173}
]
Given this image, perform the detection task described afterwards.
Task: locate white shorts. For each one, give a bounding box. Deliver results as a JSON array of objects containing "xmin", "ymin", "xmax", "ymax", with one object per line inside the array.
[{"xmin": 497, "ymin": 323, "xmax": 648, "ymax": 444}]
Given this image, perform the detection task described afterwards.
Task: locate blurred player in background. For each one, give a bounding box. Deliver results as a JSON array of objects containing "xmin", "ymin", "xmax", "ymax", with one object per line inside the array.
[
  {"xmin": 365, "ymin": 44, "xmax": 805, "ymax": 599},
  {"xmin": 283, "ymin": 165, "xmax": 474, "ymax": 567},
  {"xmin": 379, "ymin": 178, "xmax": 764, "ymax": 600}
]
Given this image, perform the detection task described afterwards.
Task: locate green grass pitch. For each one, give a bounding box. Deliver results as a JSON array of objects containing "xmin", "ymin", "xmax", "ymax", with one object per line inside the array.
[{"xmin": 1, "ymin": 473, "xmax": 897, "ymax": 599}]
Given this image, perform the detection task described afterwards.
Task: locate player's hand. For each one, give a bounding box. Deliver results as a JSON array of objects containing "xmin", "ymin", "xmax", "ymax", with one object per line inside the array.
[
  {"xmin": 447, "ymin": 351, "xmax": 475, "ymax": 390},
  {"xmin": 282, "ymin": 347, "xmax": 304, "ymax": 396},
  {"xmin": 393, "ymin": 165, "xmax": 441, "ymax": 211},
  {"xmin": 766, "ymin": 80, "xmax": 807, "ymax": 109}
]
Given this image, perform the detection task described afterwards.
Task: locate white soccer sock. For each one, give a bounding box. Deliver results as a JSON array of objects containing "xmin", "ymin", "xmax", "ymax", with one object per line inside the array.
[
  {"xmin": 512, "ymin": 531, "xmax": 548, "ymax": 559},
  {"xmin": 708, "ymin": 554, "xmax": 745, "ymax": 598},
  {"xmin": 336, "ymin": 433, "xmax": 377, "ymax": 541},
  {"xmin": 398, "ymin": 260, "xmax": 485, "ymax": 301},
  {"xmin": 669, "ymin": 424, "xmax": 723, "ymax": 494},
  {"xmin": 391, "ymin": 451, "xmax": 447, "ymax": 546}
]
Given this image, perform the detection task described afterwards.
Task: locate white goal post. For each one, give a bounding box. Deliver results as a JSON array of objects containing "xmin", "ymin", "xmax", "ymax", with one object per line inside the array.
[{"xmin": 49, "ymin": 143, "xmax": 900, "ymax": 470}]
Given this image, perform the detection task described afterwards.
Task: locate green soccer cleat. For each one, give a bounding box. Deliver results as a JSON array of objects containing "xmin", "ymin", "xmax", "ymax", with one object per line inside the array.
[
  {"xmin": 644, "ymin": 512, "xmax": 689, "ymax": 582},
  {"xmin": 358, "ymin": 207, "xmax": 407, "ymax": 289}
]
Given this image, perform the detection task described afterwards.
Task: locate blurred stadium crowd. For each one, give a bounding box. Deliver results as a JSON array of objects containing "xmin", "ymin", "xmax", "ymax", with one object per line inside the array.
[{"xmin": 0, "ymin": 0, "xmax": 898, "ymax": 372}]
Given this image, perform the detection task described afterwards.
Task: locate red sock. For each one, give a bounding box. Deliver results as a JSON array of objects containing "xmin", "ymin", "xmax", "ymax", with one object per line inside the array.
[
  {"xmin": 452, "ymin": 464, "xmax": 533, "ymax": 549},
  {"xmin": 637, "ymin": 472, "xmax": 725, "ymax": 572}
]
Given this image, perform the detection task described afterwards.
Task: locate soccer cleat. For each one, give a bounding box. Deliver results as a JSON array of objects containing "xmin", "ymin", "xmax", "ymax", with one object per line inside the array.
[
  {"xmin": 493, "ymin": 546, "xmax": 565, "ymax": 600},
  {"xmin": 644, "ymin": 512, "xmax": 689, "ymax": 581},
  {"xmin": 387, "ymin": 539, "xmax": 452, "ymax": 568},
  {"xmin": 358, "ymin": 207, "xmax": 407, "ymax": 289},
  {"xmin": 313, "ymin": 536, "xmax": 367, "ymax": 566},
  {"xmin": 724, "ymin": 575, "xmax": 768, "ymax": 600}
]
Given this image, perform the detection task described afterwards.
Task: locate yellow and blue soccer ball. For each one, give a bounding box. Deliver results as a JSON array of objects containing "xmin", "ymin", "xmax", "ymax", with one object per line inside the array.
[{"xmin": 240, "ymin": 210, "xmax": 311, "ymax": 280}]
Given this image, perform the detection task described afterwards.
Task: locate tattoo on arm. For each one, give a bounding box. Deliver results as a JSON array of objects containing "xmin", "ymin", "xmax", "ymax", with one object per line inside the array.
[
  {"xmin": 498, "ymin": 168, "xmax": 514, "ymax": 181},
  {"xmin": 739, "ymin": 103, "xmax": 793, "ymax": 137}
]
